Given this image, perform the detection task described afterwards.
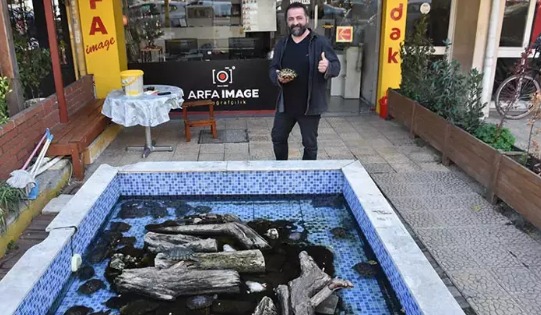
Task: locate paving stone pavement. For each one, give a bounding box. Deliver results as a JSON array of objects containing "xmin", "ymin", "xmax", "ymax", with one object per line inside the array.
[{"xmin": 86, "ymin": 113, "xmax": 541, "ymax": 315}]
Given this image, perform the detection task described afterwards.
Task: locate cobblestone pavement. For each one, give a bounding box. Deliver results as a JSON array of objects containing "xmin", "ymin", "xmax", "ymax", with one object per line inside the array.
[{"xmin": 87, "ymin": 113, "xmax": 541, "ymax": 315}]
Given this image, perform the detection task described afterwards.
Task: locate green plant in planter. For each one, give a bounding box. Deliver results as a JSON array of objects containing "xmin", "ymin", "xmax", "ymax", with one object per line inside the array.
[
  {"xmin": 401, "ymin": 16, "xmax": 485, "ymax": 134},
  {"xmin": 0, "ymin": 75, "xmax": 11, "ymax": 125},
  {"xmin": 474, "ymin": 123, "xmax": 515, "ymax": 152},
  {"xmin": 13, "ymin": 33, "xmax": 52, "ymax": 100},
  {"xmin": 427, "ymin": 53, "xmax": 485, "ymax": 133},
  {"xmin": 399, "ymin": 15, "xmax": 434, "ymax": 104},
  {"xmin": 0, "ymin": 181, "xmax": 25, "ymax": 228}
]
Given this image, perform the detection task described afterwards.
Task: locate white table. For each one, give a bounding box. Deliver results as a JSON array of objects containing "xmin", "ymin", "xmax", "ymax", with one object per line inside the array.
[{"xmin": 102, "ymin": 85, "xmax": 184, "ymax": 158}]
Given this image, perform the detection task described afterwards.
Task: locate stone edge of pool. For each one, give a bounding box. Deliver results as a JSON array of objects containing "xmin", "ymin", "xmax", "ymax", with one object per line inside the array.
[{"xmin": 0, "ymin": 160, "xmax": 464, "ymax": 315}]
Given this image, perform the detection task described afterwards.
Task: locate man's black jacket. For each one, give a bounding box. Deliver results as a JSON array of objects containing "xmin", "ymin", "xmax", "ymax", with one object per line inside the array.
[{"xmin": 269, "ymin": 31, "xmax": 341, "ymax": 115}]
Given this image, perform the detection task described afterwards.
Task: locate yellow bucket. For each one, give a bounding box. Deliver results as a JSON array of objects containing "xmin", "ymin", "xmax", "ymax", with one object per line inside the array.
[{"xmin": 120, "ymin": 70, "xmax": 144, "ymax": 97}]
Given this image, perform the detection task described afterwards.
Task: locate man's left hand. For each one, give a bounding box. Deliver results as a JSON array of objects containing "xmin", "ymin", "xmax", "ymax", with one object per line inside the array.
[{"xmin": 318, "ymin": 52, "xmax": 328, "ymax": 73}]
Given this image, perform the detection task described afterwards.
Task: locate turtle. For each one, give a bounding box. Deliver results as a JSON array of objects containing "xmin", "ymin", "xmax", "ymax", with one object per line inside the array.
[
  {"xmin": 330, "ymin": 227, "xmax": 348, "ymax": 238},
  {"xmin": 279, "ymin": 68, "xmax": 297, "ymax": 80},
  {"xmin": 164, "ymin": 247, "xmax": 200, "ymax": 263},
  {"xmin": 353, "ymin": 261, "xmax": 379, "ymax": 278}
]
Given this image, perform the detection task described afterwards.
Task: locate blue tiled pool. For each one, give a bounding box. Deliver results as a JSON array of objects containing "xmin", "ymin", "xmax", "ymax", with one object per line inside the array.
[
  {"xmin": 0, "ymin": 161, "xmax": 465, "ymax": 315},
  {"xmin": 51, "ymin": 195, "xmax": 398, "ymax": 314}
]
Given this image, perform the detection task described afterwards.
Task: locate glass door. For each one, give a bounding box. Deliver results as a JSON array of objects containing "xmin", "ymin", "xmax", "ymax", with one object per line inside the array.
[
  {"xmin": 494, "ymin": 0, "xmax": 538, "ymax": 98},
  {"xmin": 405, "ymin": 0, "xmax": 456, "ymax": 57},
  {"xmin": 274, "ymin": 0, "xmax": 382, "ymax": 113}
]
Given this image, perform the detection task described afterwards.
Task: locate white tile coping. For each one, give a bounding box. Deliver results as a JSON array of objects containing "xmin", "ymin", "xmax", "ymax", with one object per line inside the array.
[
  {"xmin": 0, "ymin": 229, "xmax": 73, "ymax": 315},
  {"xmin": 46, "ymin": 164, "xmax": 118, "ymax": 232},
  {"xmin": 342, "ymin": 162, "xmax": 464, "ymax": 315},
  {"xmin": 42, "ymin": 194, "xmax": 74, "ymax": 214},
  {"xmin": 119, "ymin": 160, "xmax": 356, "ymax": 173},
  {"xmin": 0, "ymin": 160, "xmax": 464, "ymax": 315}
]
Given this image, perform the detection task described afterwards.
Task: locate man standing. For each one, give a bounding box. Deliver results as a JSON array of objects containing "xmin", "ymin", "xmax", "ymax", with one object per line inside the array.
[{"xmin": 269, "ymin": 2, "xmax": 341, "ymax": 160}]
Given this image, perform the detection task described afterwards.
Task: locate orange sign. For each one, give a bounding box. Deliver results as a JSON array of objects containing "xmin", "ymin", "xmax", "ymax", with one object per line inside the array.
[{"xmin": 336, "ymin": 26, "xmax": 353, "ymax": 43}]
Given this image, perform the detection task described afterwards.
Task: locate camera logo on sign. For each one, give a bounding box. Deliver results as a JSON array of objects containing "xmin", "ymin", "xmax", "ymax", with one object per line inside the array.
[{"xmin": 212, "ymin": 66, "xmax": 235, "ymax": 85}]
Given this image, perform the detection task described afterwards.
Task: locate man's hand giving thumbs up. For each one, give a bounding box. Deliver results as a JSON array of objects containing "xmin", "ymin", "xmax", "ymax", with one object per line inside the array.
[{"xmin": 318, "ymin": 52, "xmax": 329, "ymax": 74}]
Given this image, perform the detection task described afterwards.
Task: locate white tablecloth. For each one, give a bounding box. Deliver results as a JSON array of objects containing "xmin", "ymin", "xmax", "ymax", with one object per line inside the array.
[{"xmin": 102, "ymin": 85, "xmax": 184, "ymax": 127}]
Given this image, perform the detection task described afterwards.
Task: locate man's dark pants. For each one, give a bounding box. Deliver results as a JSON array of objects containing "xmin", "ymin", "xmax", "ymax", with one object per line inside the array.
[{"xmin": 271, "ymin": 111, "xmax": 321, "ymax": 160}]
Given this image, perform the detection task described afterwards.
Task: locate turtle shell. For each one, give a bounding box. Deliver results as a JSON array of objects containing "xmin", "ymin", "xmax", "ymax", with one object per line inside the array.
[
  {"xmin": 165, "ymin": 247, "xmax": 196, "ymax": 261},
  {"xmin": 279, "ymin": 68, "xmax": 297, "ymax": 80}
]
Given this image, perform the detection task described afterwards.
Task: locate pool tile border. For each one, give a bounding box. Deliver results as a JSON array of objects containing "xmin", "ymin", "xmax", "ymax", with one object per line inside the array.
[{"xmin": 0, "ymin": 161, "xmax": 464, "ymax": 315}]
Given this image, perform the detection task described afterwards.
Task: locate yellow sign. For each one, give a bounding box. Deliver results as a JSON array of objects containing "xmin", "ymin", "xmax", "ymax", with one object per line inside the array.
[
  {"xmin": 336, "ymin": 26, "xmax": 353, "ymax": 43},
  {"xmin": 376, "ymin": 0, "xmax": 407, "ymax": 113},
  {"xmin": 79, "ymin": 0, "xmax": 127, "ymax": 98}
]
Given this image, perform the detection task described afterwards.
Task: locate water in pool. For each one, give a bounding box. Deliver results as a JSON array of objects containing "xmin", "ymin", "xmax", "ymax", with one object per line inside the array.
[{"xmin": 49, "ymin": 194, "xmax": 402, "ymax": 315}]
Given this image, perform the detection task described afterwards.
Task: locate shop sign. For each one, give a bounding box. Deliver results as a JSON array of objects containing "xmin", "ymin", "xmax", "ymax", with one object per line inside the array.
[
  {"xmin": 131, "ymin": 59, "xmax": 277, "ymax": 111},
  {"xmin": 83, "ymin": 0, "xmax": 116, "ymax": 56},
  {"xmin": 336, "ymin": 26, "xmax": 353, "ymax": 43},
  {"xmin": 376, "ymin": 0, "xmax": 407, "ymax": 114},
  {"xmin": 79, "ymin": 0, "xmax": 126, "ymax": 97}
]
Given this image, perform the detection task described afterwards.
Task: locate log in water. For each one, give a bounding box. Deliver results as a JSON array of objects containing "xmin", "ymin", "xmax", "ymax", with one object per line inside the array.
[
  {"xmin": 114, "ymin": 263, "xmax": 241, "ymax": 301},
  {"xmin": 154, "ymin": 249, "xmax": 266, "ymax": 273}
]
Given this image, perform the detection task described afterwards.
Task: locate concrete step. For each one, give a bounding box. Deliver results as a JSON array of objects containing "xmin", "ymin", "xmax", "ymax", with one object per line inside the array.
[{"xmin": 42, "ymin": 194, "xmax": 73, "ymax": 214}]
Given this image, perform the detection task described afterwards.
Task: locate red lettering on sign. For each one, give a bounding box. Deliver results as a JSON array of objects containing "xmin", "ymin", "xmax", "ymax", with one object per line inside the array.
[
  {"xmin": 388, "ymin": 47, "xmax": 398, "ymax": 63},
  {"xmin": 85, "ymin": 37, "xmax": 116, "ymax": 55},
  {"xmin": 90, "ymin": 16, "xmax": 108, "ymax": 35},
  {"xmin": 390, "ymin": 3, "xmax": 403, "ymax": 21},
  {"xmin": 90, "ymin": 0, "xmax": 102, "ymax": 9},
  {"xmin": 390, "ymin": 28, "xmax": 401, "ymax": 40}
]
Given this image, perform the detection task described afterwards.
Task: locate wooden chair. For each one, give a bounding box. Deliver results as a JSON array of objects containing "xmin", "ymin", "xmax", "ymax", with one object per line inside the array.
[{"xmin": 182, "ymin": 100, "xmax": 217, "ymax": 142}]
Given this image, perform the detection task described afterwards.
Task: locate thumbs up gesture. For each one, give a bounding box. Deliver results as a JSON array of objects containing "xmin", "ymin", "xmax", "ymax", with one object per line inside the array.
[{"xmin": 318, "ymin": 52, "xmax": 329, "ymax": 74}]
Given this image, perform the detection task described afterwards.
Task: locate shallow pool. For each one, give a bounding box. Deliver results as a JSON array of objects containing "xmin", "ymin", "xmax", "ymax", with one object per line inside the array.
[
  {"xmin": 0, "ymin": 161, "xmax": 464, "ymax": 315},
  {"xmin": 51, "ymin": 195, "xmax": 401, "ymax": 315}
]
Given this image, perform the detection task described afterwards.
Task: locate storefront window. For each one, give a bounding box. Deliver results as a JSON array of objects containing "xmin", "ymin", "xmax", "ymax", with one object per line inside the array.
[
  {"xmin": 124, "ymin": 0, "xmax": 271, "ymax": 63},
  {"xmin": 124, "ymin": 0, "xmax": 381, "ymax": 110},
  {"xmin": 500, "ymin": 0, "xmax": 531, "ymax": 47},
  {"xmin": 405, "ymin": 0, "xmax": 451, "ymax": 46}
]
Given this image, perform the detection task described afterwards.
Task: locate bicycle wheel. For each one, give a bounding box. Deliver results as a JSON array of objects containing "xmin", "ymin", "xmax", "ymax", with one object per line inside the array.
[{"xmin": 495, "ymin": 74, "xmax": 540, "ymax": 119}]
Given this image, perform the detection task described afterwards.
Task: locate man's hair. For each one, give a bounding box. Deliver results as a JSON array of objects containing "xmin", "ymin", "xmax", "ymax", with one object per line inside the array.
[{"xmin": 285, "ymin": 2, "xmax": 309, "ymax": 20}]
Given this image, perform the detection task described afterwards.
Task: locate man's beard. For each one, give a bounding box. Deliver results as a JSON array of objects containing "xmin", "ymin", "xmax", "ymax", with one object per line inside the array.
[{"xmin": 289, "ymin": 24, "xmax": 307, "ymax": 36}]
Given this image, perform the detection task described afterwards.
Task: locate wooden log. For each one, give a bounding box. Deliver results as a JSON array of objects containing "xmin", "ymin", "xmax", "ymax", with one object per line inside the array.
[
  {"xmin": 154, "ymin": 249, "xmax": 265, "ymax": 273},
  {"xmin": 152, "ymin": 222, "xmax": 270, "ymax": 249},
  {"xmin": 276, "ymin": 284, "xmax": 291, "ymax": 315},
  {"xmin": 253, "ymin": 296, "xmax": 278, "ymax": 315},
  {"xmin": 114, "ymin": 262, "xmax": 240, "ymax": 300},
  {"xmin": 285, "ymin": 251, "xmax": 353, "ymax": 315},
  {"xmin": 290, "ymin": 251, "xmax": 331, "ymax": 315},
  {"xmin": 144, "ymin": 231, "xmax": 217, "ymax": 253}
]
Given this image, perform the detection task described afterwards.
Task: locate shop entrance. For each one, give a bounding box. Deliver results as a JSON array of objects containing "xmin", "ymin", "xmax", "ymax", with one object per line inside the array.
[
  {"xmin": 123, "ymin": 0, "xmax": 383, "ymax": 114},
  {"xmin": 275, "ymin": 0, "xmax": 382, "ymax": 113}
]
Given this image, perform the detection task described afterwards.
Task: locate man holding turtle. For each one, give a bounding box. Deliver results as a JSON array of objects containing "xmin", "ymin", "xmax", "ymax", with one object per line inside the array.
[{"xmin": 269, "ymin": 2, "xmax": 341, "ymax": 160}]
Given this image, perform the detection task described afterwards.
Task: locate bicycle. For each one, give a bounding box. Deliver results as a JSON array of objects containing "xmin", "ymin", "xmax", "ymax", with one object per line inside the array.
[{"xmin": 494, "ymin": 36, "xmax": 541, "ymax": 119}]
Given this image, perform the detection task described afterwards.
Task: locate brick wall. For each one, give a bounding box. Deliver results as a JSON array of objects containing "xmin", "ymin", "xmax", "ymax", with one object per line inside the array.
[{"xmin": 0, "ymin": 75, "xmax": 95, "ymax": 179}]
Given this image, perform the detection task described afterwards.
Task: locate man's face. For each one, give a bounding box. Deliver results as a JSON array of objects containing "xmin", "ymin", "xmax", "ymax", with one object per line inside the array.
[{"xmin": 287, "ymin": 7, "xmax": 308, "ymax": 36}]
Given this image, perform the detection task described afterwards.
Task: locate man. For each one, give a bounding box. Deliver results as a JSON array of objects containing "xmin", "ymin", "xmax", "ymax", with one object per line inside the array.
[{"xmin": 269, "ymin": 2, "xmax": 340, "ymax": 160}]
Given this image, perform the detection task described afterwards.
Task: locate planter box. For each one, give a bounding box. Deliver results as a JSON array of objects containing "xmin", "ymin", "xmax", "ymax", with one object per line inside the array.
[
  {"xmin": 387, "ymin": 89, "xmax": 541, "ymax": 229},
  {"xmin": 495, "ymin": 156, "xmax": 541, "ymax": 228},
  {"xmin": 388, "ymin": 89, "xmax": 415, "ymax": 132},
  {"xmin": 412, "ymin": 105, "xmax": 448, "ymax": 152},
  {"xmin": 445, "ymin": 126, "xmax": 498, "ymax": 188}
]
